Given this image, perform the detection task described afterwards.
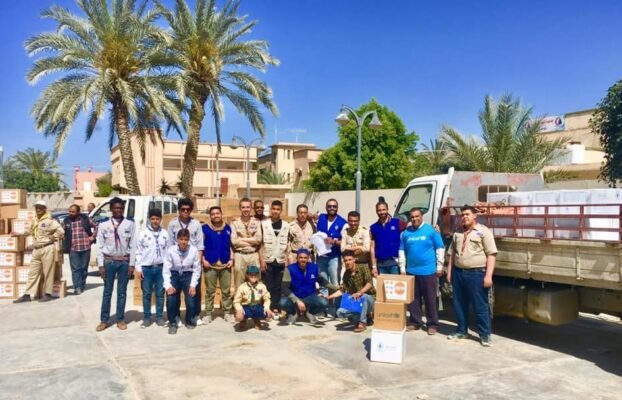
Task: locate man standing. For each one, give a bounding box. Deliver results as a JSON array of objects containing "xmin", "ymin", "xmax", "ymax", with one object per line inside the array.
[
  {"xmin": 87, "ymin": 202, "xmax": 97, "ymax": 214},
  {"xmin": 340, "ymin": 211, "xmax": 371, "ymax": 269},
  {"xmin": 279, "ymin": 249, "xmax": 329, "ymax": 325},
  {"xmin": 316, "ymin": 199, "xmax": 346, "ymax": 287},
  {"xmin": 13, "ymin": 201, "xmax": 64, "ymax": 303},
  {"xmin": 230, "ymin": 198, "xmax": 262, "ymax": 290},
  {"xmin": 370, "ymin": 201, "xmax": 402, "ymax": 276},
  {"xmin": 167, "ymin": 198, "xmax": 204, "ymax": 324},
  {"xmin": 326, "ymin": 250, "xmax": 375, "ymax": 333},
  {"xmin": 201, "ymin": 206, "xmax": 234, "ymax": 323},
  {"xmin": 260, "ymin": 200, "xmax": 289, "ymax": 314},
  {"xmin": 399, "ymin": 208, "xmax": 445, "ymax": 335},
  {"xmin": 135, "ymin": 208, "xmax": 169, "ymax": 328},
  {"xmin": 95, "ymin": 197, "xmax": 135, "ymax": 331},
  {"xmin": 62, "ymin": 204, "xmax": 97, "ymax": 295},
  {"xmin": 254, "ymin": 200, "xmax": 266, "ymax": 221},
  {"xmin": 287, "ymin": 204, "xmax": 314, "ymax": 264},
  {"xmin": 447, "ymin": 205, "xmax": 497, "ymax": 347}
]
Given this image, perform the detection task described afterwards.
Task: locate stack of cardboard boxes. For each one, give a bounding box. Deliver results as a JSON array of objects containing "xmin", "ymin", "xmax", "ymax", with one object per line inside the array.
[
  {"xmin": 370, "ymin": 274, "xmax": 415, "ymax": 364},
  {"xmin": 0, "ymin": 189, "xmax": 66, "ymax": 300}
]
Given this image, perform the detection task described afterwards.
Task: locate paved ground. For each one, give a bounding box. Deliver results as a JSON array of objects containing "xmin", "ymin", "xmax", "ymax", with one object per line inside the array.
[{"xmin": 1, "ymin": 264, "xmax": 621, "ymax": 400}]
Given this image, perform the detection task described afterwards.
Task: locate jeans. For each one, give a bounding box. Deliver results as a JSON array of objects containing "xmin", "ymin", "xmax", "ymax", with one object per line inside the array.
[
  {"xmin": 317, "ymin": 256, "xmax": 341, "ymax": 285},
  {"xmin": 141, "ymin": 265, "xmax": 164, "ymax": 320},
  {"xmin": 263, "ymin": 262, "xmax": 285, "ymax": 310},
  {"xmin": 279, "ymin": 294, "xmax": 328, "ymax": 316},
  {"xmin": 69, "ymin": 250, "xmax": 90, "ymax": 291},
  {"xmin": 377, "ymin": 264, "xmax": 399, "ymax": 275},
  {"xmin": 408, "ymin": 273, "xmax": 439, "ymax": 328},
  {"xmin": 337, "ymin": 293, "xmax": 375, "ymax": 324},
  {"xmin": 100, "ymin": 260, "xmax": 129, "ymax": 323},
  {"xmin": 166, "ymin": 271, "xmax": 196, "ymax": 325},
  {"xmin": 451, "ymin": 267, "xmax": 491, "ymax": 337}
]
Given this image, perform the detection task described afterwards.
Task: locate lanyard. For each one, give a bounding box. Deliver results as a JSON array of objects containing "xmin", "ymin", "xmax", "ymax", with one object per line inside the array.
[
  {"xmin": 177, "ymin": 246, "xmax": 189, "ymax": 269},
  {"xmin": 148, "ymin": 225, "xmax": 163, "ymax": 258},
  {"xmin": 111, "ymin": 218, "xmax": 124, "ymax": 249}
]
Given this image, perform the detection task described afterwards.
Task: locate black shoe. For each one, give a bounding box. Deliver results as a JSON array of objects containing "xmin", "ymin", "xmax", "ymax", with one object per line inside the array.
[
  {"xmin": 140, "ymin": 320, "xmax": 153, "ymax": 328},
  {"xmin": 13, "ymin": 295, "xmax": 31, "ymax": 304},
  {"xmin": 155, "ymin": 319, "xmax": 165, "ymax": 327},
  {"xmin": 74, "ymin": 288, "xmax": 83, "ymax": 295},
  {"xmin": 38, "ymin": 294, "xmax": 54, "ymax": 303},
  {"xmin": 186, "ymin": 323, "xmax": 197, "ymax": 330},
  {"xmin": 168, "ymin": 325, "xmax": 177, "ymax": 335}
]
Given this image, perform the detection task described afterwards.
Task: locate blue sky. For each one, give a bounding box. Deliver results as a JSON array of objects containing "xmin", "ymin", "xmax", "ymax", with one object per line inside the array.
[{"xmin": 1, "ymin": 0, "xmax": 621, "ymax": 180}]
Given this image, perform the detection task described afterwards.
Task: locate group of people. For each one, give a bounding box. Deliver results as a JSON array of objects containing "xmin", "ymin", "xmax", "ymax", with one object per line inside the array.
[{"xmin": 11, "ymin": 196, "xmax": 497, "ymax": 346}]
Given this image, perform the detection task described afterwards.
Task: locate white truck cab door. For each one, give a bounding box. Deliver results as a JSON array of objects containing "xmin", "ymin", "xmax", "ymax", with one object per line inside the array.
[{"xmin": 395, "ymin": 182, "xmax": 438, "ymax": 226}]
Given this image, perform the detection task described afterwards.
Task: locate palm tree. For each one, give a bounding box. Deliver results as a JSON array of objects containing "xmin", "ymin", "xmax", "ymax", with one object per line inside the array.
[
  {"xmin": 158, "ymin": 178, "xmax": 172, "ymax": 194},
  {"xmin": 441, "ymin": 94, "xmax": 568, "ymax": 173},
  {"xmin": 258, "ymin": 170, "xmax": 287, "ymax": 185},
  {"xmin": 420, "ymin": 139, "xmax": 451, "ymax": 175},
  {"xmin": 8, "ymin": 148, "xmax": 62, "ymax": 182},
  {"xmin": 156, "ymin": 0, "xmax": 279, "ymax": 197},
  {"xmin": 26, "ymin": 0, "xmax": 182, "ymax": 195}
]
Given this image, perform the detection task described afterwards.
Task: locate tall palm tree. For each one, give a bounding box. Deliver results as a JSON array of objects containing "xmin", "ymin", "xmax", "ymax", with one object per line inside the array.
[
  {"xmin": 441, "ymin": 94, "xmax": 568, "ymax": 173},
  {"xmin": 420, "ymin": 138, "xmax": 451, "ymax": 174},
  {"xmin": 258, "ymin": 169, "xmax": 287, "ymax": 185},
  {"xmin": 156, "ymin": 0, "xmax": 279, "ymax": 197},
  {"xmin": 26, "ymin": 0, "xmax": 182, "ymax": 195},
  {"xmin": 8, "ymin": 148, "xmax": 62, "ymax": 182}
]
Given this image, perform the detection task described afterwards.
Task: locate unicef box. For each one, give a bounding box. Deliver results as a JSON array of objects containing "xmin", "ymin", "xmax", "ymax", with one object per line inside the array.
[
  {"xmin": 376, "ymin": 274, "xmax": 414, "ymax": 304},
  {"xmin": 370, "ymin": 328, "xmax": 407, "ymax": 364}
]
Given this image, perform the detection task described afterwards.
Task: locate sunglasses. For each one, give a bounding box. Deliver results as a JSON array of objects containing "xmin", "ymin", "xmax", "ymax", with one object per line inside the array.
[
  {"xmin": 180, "ymin": 207, "xmax": 192, "ymax": 212},
  {"xmin": 327, "ymin": 205, "xmax": 338, "ymax": 209}
]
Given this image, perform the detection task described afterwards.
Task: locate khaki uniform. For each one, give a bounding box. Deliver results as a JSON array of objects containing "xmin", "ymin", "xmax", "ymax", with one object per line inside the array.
[
  {"xmin": 341, "ymin": 226, "xmax": 371, "ymax": 264},
  {"xmin": 230, "ymin": 217, "xmax": 262, "ymax": 289},
  {"xmin": 233, "ymin": 281, "xmax": 271, "ymax": 312},
  {"xmin": 26, "ymin": 215, "xmax": 64, "ymax": 297},
  {"xmin": 287, "ymin": 220, "xmax": 314, "ymax": 264},
  {"xmin": 449, "ymin": 223, "xmax": 498, "ymax": 268}
]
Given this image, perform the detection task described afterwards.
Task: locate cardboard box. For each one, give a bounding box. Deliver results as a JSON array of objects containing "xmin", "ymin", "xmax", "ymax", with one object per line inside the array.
[
  {"xmin": 11, "ymin": 220, "xmax": 33, "ymax": 236},
  {"xmin": 1, "ymin": 205, "xmax": 20, "ymax": 220},
  {"xmin": 0, "ymin": 267, "xmax": 15, "ymax": 283},
  {"xmin": 0, "ymin": 252, "xmax": 22, "ymax": 267},
  {"xmin": 0, "ymin": 189, "xmax": 27, "ymax": 206},
  {"xmin": 17, "ymin": 209, "xmax": 36, "ymax": 221},
  {"xmin": 22, "ymin": 252, "xmax": 32, "ymax": 266},
  {"xmin": 52, "ymin": 279, "xmax": 67, "ymax": 298},
  {"xmin": 0, "ymin": 282, "xmax": 15, "ymax": 298},
  {"xmin": 0, "ymin": 219, "xmax": 6, "ymax": 235},
  {"xmin": 25, "ymin": 236, "xmax": 34, "ymax": 249},
  {"xmin": 373, "ymin": 301, "xmax": 407, "ymax": 331},
  {"xmin": 376, "ymin": 274, "xmax": 415, "ymax": 304},
  {"xmin": 370, "ymin": 328, "xmax": 407, "ymax": 364},
  {"xmin": 0, "ymin": 235, "xmax": 25, "ymax": 252},
  {"xmin": 15, "ymin": 282, "xmax": 27, "ymax": 298},
  {"xmin": 15, "ymin": 266, "xmax": 30, "ymax": 283}
]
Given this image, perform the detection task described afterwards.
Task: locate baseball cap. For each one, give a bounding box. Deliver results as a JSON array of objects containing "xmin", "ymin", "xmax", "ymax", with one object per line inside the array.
[{"xmin": 246, "ymin": 265, "xmax": 260, "ymax": 274}]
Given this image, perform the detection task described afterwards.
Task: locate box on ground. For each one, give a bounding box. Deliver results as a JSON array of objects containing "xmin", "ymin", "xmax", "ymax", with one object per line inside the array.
[
  {"xmin": 17, "ymin": 209, "xmax": 36, "ymax": 221},
  {"xmin": 370, "ymin": 328, "xmax": 406, "ymax": 364},
  {"xmin": 374, "ymin": 301, "xmax": 407, "ymax": 331},
  {"xmin": 0, "ymin": 189, "xmax": 27, "ymax": 206},
  {"xmin": 0, "ymin": 219, "xmax": 6, "ymax": 235},
  {"xmin": 0, "ymin": 235, "xmax": 25, "ymax": 252},
  {"xmin": 0, "ymin": 282, "xmax": 15, "ymax": 298},
  {"xmin": 15, "ymin": 282, "xmax": 27, "ymax": 298},
  {"xmin": 11, "ymin": 220, "xmax": 33, "ymax": 235},
  {"xmin": 0, "ymin": 253, "xmax": 22, "ymax": 267},
  {"xmin": 0, "ymin": 267, "xmax": 15, "ymax": 283},
  {"xmin": 376, "ymin": 274, "xmax": 415, "ymax": 303},
  {"xmin": 52, "ymin": 279, "xmax": 67, "ymax": 298},
  {"xmin": 15, "ymin": 266, "xmax": 29, "ymax": 283}
]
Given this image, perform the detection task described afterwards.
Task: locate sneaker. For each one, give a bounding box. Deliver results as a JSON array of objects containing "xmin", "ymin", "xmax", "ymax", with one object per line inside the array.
[
  {"xmin": 140, "ymin": 320, "xmax": 153, "ymax": 329},
  {"xmin": 353, "ymin": 322, "xmax": 367, "ymax": 333},
  {"xmin": 195, "ymin": 317, "xmax": 205, "ymax": 326},
  {"xmin": 117, "ymin": 321, "xmax": 128, "ymax": 330},
  {"xmin": 38, "ymin": 294, "xmax": 54, "ymax": 303},
  {"xmin": 427, "ymin": 327, "xmax": 438, "ymax": 336},
  {"xmin": 447, "ymin": 332, "xmax": 468, "ymax": 340},
  {"xmin": 306, "ymin": 312, "xmax": 320, "ymax": 324},
  {"xmin": 168, "ymin": 325, "xmax": 178, "ymax": 335},
  {"xmin": 74, "ymin": 288, "xmax": 82, "ymax": 295},
  {"xmin": 95, "ymin": 323, "xmax": 108, "ymax": 332},
  {"xmin": 13, "ymin": 295, "xmax": 31, "ymax": 304},
  {"xmin": 186, "ymin": 322, "xmax": 197, "ymax": 330},
  {"xmin": 224, "ymin": 313, "xmax": 235, "ymax": 323},
  {"xmin": 406, "ymin": 324, "xmax": 421, "ymax": 331},
  {"xmin": 286, "ymin": 314, "xmax": 297, "ymax": 325},
  {"xmin": 155, "ymin": 319, "xmax": 165, "ymax": 327},
  {"xmin": 201, "ymin": 315, "xmax": 212, "ymax": 324},
  {"xmin": 272, "ymin": 309, "xmax": 280, "ymax": 320},
  {"xmin": 176, "ymin": 317, "xmax": 182, "ymax": 327},
  {"xmin": 480, "ymin": 336, "xmax": 492, "ymax": 347}
]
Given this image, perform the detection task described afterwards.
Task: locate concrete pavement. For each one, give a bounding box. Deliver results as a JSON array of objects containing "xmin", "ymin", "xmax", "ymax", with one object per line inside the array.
[{"xmin": 1, "ymin": 265, "xmax": 621, "ymax": 400}]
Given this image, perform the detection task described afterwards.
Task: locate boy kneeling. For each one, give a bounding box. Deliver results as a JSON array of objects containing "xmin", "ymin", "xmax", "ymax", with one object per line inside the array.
[{"xmin": 233, "ymin": 265, "xmax": 274, "ymax": 330}]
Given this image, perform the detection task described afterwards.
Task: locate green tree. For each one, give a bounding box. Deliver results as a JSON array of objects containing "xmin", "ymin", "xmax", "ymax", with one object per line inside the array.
[
  {"xmin": 306, "ymin": 99, "xmax": 419, "ymax": 191},
  {"xmin": 26, "ymin": 0, "xmax": 182, "ymax": 195},
  {"xmin": 158, "ymin": 178, "xmax": 172, "ymax": 194},
  {"xmin": 413, "ymin": 139, "xmax": 452, "ymax": 176},
  {"xmin": 258, "ymin": 170, "xmax": 287, "ymax": 185},
  {"xmin": 96, "ymin": 173, "xmax": 113, "ymax": 197},
  {"xmin": 156, "ymin": 0, "xmax": 279, "ymax": 198},
  {"xmin": 441, "ymin": 94, "xmax": 568, "ymax": 173},
  {"xmin": 2, "ymin": 148, "xmax": 65, "ymax": 192},
  {"xmin": 591, "ymin": 79, "xmax": 622, "ymax": 187}
]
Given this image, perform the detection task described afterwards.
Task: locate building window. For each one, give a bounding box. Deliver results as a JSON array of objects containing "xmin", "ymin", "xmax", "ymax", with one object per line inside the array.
[
  {"xmin": 163, "ymin": 158, "xmax": 182, "ymax": 169},
  {"xmin": 196, "ymin": 159, "xmax": 209, "ymax": 170}
]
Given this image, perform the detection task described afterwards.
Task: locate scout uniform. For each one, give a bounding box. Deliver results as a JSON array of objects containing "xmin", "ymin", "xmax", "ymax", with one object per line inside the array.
[
  {"xmin": 287, "ymin": 219, "xmax": 314, "ymax": 264},
  {"xmin": 233, "ymin": 268, "xmax": 272, "ymax": 321},
  {"xmin": 135, "ymin": 224, "xmax": 169, "ymax": 323},
  {"xmin": 163, "ymin": 243, "xmax": 202, "ymax": 327},
  {"xmin": 340, "ymin": 225, "xmax": 371, "ymax": 266},
  {"xmin": 230, "ymin": 216, "xmax": 262, "ymax": 290},
  {"xmin": 25, "ymin": 210, "xmax": 64, "ymax": 299}
]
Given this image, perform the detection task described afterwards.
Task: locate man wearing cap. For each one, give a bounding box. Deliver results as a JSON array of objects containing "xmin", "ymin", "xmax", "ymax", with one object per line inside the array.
[
  {"xmin": 230, "ymin": 197, "xmax": 262, "ymax": 290},
  {"xmin": 95, "ymin": 197, "xmax": 135, "ymax": 331},
  {"xmin": 13, "ymin": 200, "xmax": 64, "ymax": 303},
  {"xmin": 279, "ymin": 248, "xmax": 330, "ymax": 325},
  {"xmin": 233, "ymin": 265, "xmax": 273, "ymax": 330},
  {"xmin": 62, "ymin": 204, "xmax": 97, "ymax": 295},
  {"xmin": 135, "ymin": 208, "xmax": 169, "ymax": 328}
]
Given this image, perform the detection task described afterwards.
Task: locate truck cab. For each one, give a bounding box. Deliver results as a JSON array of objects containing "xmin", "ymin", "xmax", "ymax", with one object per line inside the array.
[{"xmin": 90, "ymin": 195, "xmax": 180, "ymax": 233}]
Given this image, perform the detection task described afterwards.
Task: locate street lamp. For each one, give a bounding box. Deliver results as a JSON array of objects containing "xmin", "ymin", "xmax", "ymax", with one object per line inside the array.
[
  {"xmin": 335, "ymin": 105, "xmax": 382, "ymax": 213},
  {"xmin": 231, "ymin": 135, "xmax": 266, "ymax": 198}
]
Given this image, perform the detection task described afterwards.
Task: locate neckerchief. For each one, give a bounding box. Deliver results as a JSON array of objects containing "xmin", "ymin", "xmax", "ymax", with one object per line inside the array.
[
  {"xmin": 461, "ymin": 226, "xmax": 474, "ymax": 254},
  {"xmin": 148, "ymin": 224, "xmax": 163, "ymax": 258},
  {"xmin": 33, "ymin": 212, "xmax": 51, "ymax": 238},
  {"xmin": 111, "ymin": 217, "xmax": 124, "ymax": 249},
  {"xmin": 247, "ymin": 281, "xmax": 257, "ymax": 305},
  {"xmin": 178, "ymin": 217, "xmax": 192, "ymax": 230},
  {"xmin": 177, "ymin": 245, "xmax": 189, "ymax": 268}
]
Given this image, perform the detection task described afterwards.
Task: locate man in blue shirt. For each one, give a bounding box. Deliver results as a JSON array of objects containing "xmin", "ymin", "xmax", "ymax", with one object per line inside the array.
[
  {"xmin": 279, "ymin": 248, "xmax": 330, "ymax": 325},
  {"xmin": 399, "ymin": 208, "xmax": 445, "ymax": 335},
  {"xmin": 316, "ymin": 199, "xmax": 346, "ymax": 315},
  {"xmin": 370, "ymin": 201, "xmax": 404, "ymax": 276}
]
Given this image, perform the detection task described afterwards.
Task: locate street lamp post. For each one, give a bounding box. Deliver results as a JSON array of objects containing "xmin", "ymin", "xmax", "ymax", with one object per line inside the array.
[
  {"xmin": 335, "ymin": 105, "xmax": 382, "ymax": 213},
  {"xmin": 231, "ymin": 135, "xmax": 265, "ymax": 198}
]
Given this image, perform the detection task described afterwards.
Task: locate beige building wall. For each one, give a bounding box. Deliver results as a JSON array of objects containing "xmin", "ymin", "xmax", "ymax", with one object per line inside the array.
[
  {"xmin": 111, "ymin": 134, "xmax": 258, "ymax": 197},
  {"xmin": 258, "ymin": 142, "xmax": 322, "ymax": 187}
]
